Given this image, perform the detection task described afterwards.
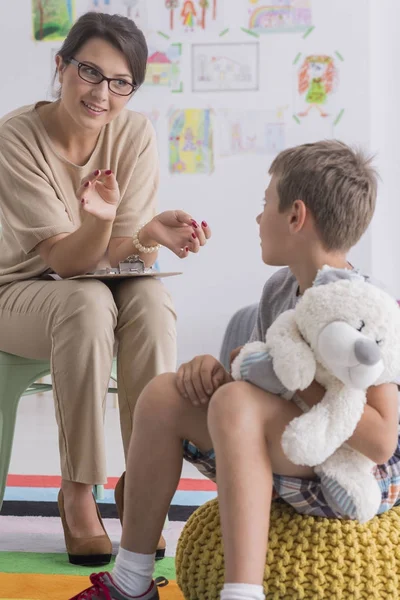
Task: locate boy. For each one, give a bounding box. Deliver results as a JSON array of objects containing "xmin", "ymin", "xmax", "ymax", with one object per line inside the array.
[{"xmin": 72, "ymin": 140, "xmax": 399, "ymax": 600}]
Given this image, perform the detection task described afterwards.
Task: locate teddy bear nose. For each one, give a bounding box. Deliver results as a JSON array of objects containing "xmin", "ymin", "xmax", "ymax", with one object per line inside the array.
[{"xmin": 354, "ymin": 338, "xmax": 381, "ymax": 366}]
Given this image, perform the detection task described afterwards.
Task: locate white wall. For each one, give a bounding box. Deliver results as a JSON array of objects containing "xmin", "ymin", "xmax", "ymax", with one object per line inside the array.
[
  {"xmin": 369, "ymin": 0, "xmax": 400, "ymax": 298},
  {"xmin": 1, "ymin": 0, "xmax": 397, "ymax": 366},
  {"xmin": 154, "ymin": 0, "xmax": 373, "ymax": 364}
]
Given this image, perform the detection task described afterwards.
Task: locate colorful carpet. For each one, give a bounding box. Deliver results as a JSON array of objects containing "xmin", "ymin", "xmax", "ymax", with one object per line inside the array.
[{"xmin": 0, "ymin": 475, "xmax": 217, "ymax": 600}]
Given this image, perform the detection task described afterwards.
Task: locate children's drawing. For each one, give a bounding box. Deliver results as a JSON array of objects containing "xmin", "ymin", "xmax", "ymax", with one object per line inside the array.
[
  {"xmin": 248, "ymin": 0, "xmax": 312, "ymax": 35},
  {"xmin": 198, "ymin": 0, "xmax": 212, "ymax": 29},
  {"xmin": 145, "ymin": 44, "xmax": 182, "ymax": 92},
  {"xmin": 192, "ymin": 43, "xmax": 259, "ymax": 92},
  {"xmin": 219, "ymin": 110, "xmax": 285, "ymax": 157},
  {"xmin": 297, "ymin": 55, "xmax": 339, "ymax": 118},
  {"xmin": 181, "ymin": 1, "xmax": 197, "ymax": 31},
  {"xmin": 87, "ymin": 0, "xmax": 111, "ymax": 12},
  {"xmin": 86, "ymin": 0, "xmax": 147, "ymax": 29},
  {"xmin": 161, "ymin": 0, "xmax": 220, "ymax": 34},
  {"xmin": 121, "ymin": 0, "xmax": 140, "ymax": 18},
  {"xmin": 169, "ymin": 109, "xmax": 214, "ymax": 175},
  {"xmin": 32, "ymin": 0, "xmax": 75, "ymax": 41},
  {"xmin": 165, "ymin": 0, "xmax": 180, "ymax": 30}
]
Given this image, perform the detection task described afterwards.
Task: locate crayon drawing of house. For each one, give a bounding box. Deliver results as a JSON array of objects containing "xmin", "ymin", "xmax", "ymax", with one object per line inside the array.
[{"xmin": 145, "ymin": 45, "xmax": 182, "ymax": 91}]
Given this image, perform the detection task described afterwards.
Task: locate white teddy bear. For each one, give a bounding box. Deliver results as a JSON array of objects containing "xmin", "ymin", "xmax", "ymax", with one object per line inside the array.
[{"xmin": 232, "ymin": 266, "xmax": 400, "ymax": 523}]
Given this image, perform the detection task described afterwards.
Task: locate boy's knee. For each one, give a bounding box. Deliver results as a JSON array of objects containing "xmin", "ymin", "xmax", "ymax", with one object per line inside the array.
[
  {"xmin": 208, "ymin": 381, "xmax": 257, "ymax": 433},
  {"xmin": 136, "ymin": 372, "xmax": 180, "ymax": 414}
]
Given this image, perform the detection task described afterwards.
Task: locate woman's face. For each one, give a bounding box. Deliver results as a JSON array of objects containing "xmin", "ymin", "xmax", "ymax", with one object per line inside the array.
[{"xmin": 56, "ymin": 37, "xmax": 134, "ymax": 132}]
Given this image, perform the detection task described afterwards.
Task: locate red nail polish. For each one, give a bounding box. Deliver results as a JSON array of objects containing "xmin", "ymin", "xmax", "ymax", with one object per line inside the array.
[
  {"xmin": 191, "ymin": 232, "xmax": 196, "ymax": 239},
  {"xmin": 105, "ymin": 170, "xmax": 112, "ymax": 175},
  {"xmin": 202, "ymin": 221, "xmax": 208, "ymax": 228},
  {"xmin": 84, "ymin": 181, "xmax": 89, "ymax": 187},
  {"xmin": 191, "ymin": 220, "xmax": 198, "ymax": 228},
  {"xmin": 185, "ymin": 246, "xmax": 189, "ymax": 252},
  {"xmin": 93, "ymin": 169, "xmax": 100, "ymax": 176},
  {"xmin": 81, "ymin": 198, "xmax": 85, "ymax": 204}
]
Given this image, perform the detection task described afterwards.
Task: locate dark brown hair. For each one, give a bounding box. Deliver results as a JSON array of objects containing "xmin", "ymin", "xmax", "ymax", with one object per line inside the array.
[
  {"xmin": 269, "ymin": 140, "xmax": 378, "ymax": 252},
  {"xmin": 55, "ymin": 12, "xmax": 148, "ymax": 89}
]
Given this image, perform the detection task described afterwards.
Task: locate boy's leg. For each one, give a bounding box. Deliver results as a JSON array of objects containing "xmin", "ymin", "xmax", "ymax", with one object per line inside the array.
[
  {"xmin": 208, "ymin": 381, "xmax": 316, "ymax": 586},
  {"xmin": 119, "ymin": 376, "xmax": 314, "ymax": 580},
  {"xmin": 70, "ymin": 371, "xmax": 213, "ymax": 598},
  {"xmin": 120, "ymin": 372, "xmax": 213, "ymax": 553},
  {"xmin": 119, "ymin": 376, "xmax": 314, "ymax": 571},
  {"xmin": 71, "ymin": 373, "xmax": 317, "ymax": 598}
]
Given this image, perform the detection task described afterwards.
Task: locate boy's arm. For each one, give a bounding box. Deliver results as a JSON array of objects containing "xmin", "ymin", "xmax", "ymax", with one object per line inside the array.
[{"xmin": 297, "ymin": 382, "xmax": 399, "ymax": 464}]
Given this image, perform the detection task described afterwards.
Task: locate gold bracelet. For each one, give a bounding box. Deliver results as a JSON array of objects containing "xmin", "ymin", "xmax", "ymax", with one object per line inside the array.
[{"xmin": 132, "ymin": 223, "xmax": 161, "ymax": 254}]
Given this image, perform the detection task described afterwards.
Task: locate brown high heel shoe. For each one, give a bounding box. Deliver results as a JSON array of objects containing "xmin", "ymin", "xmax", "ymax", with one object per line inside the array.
[
  {"xmin": 115, "ymin": 472, "xmax": 166, "ymax": 560},
  {"xmin": 58, "ymin": 489, "xmax": 112, "ymax": 566}
]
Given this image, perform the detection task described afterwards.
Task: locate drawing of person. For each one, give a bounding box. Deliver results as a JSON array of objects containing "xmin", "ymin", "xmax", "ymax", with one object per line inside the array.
[
  {"xmin": 183, "ymin": 128, "xmax": 196, "ymax": 151},
  {"xmin": 298, "ymin": 55, "xmax": 338, "ymax": 117},
  {"xmin": 181, "ymin": 0, "xmax": 197, "ymax": 31}
]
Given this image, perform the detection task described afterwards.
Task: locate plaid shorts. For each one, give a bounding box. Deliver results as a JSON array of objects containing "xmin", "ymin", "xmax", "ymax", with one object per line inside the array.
[{"xmin": 183, "ymin": 434, "xmax": 400, "ymax": 519}]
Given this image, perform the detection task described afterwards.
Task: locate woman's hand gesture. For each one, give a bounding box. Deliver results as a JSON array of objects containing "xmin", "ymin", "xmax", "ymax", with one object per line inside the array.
[
  {"xmin": 142, "ymin": 210, "xmax": 211, "ymax": 258},
  {"xmin": 77, "ymin": 169, "xmax": 120, "ymax": 222}
]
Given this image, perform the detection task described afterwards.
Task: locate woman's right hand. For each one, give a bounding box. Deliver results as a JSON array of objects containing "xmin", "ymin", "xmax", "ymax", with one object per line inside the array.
[
  {"xmin": 77, "ymin": 169, "xmax": 120, "ymax": 222},
  {"xmin": 176, "ymin": 354, "xmax": 233, "ymax": 406}
]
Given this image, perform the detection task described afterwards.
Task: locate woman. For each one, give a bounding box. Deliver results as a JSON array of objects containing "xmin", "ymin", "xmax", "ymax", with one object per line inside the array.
[{"xmin": 0, "ymin": 12, "xmax": 210, "ymax": 566}]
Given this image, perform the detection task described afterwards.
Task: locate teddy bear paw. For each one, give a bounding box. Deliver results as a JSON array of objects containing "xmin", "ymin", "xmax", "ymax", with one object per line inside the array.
[{"xmin": 274, "ymin": 353, "xmax": 316, "ymax": 392}]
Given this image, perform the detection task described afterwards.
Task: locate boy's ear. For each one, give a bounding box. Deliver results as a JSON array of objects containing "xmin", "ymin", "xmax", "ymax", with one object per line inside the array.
[
  {"xmin": 289, "ymin": 199, "xmax": 307, "ymax": 232},
  {"xmin": 314, "ymin": 265, "xmax": 365, "ymax": 287}
]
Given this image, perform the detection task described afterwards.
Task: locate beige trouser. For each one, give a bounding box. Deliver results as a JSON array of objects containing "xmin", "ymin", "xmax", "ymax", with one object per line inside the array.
[{"xmin": 0, "ymin": 277, "xmax": 177, "ymax": 484}]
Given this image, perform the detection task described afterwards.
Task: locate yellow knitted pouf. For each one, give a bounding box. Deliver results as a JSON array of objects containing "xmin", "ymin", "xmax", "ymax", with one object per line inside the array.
[{"xmin": 176, "ymin": 498, "xmax": 400, "ymax": 600}]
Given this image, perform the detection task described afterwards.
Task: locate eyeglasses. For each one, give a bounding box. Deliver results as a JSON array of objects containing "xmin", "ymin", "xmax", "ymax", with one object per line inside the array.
[{"xmin": 68, "ymin": 58, "xmax": 137, "ymax": 96}]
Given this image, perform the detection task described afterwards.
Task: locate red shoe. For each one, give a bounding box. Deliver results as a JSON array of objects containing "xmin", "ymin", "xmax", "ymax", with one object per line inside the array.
[{"xmin": 69, "ymin": 572, "xmax": 160, "ymax": 600}]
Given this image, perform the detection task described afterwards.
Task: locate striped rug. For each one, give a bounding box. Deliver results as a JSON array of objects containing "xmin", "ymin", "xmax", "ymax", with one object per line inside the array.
[{"xmin": 0, "ymin": 474, "xmax": 217, "ymax": 600}]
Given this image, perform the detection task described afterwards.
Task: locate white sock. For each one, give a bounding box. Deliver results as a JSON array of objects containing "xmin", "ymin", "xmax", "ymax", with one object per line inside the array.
[
  {"xmin": 220, "ymin": 583, "xmax": 265, "ymax": 600},
  {"xmin": 112, "ymin": 547, "xmax": 155, "ymax": 597}
]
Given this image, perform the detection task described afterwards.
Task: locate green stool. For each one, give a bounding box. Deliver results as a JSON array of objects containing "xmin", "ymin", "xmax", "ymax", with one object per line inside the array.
[{"xmin": 0, "ymin": 351, "xmax": 118, "ymax": 508}]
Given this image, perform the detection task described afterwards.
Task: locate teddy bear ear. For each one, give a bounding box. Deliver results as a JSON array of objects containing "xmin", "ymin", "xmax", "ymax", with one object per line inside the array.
[{"xmin": 313, "ymin": 265, "xmax": 365, "ymax": 287}]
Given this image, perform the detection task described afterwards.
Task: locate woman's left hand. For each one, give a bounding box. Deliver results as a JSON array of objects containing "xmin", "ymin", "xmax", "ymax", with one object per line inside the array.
[{"xmin": 142, "ymin": 210, "xmax": 211, "ymax": 258}]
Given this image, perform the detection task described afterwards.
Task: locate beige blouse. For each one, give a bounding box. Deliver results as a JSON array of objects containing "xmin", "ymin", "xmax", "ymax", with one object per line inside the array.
[{"xmin": 0, "ymin": 102, "xmax": 158, "ymax": 284}]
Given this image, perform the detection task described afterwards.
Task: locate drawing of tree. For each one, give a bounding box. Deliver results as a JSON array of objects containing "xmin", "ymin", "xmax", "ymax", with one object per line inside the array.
[
  {"xmin": 165, "ymin": 0, "xmax": 179, "ymax": 30},
  {"xmin": 35, "ymin": 0, "xmax": 46, "ymax": 41},
  {"xmin": 33, "ymin": 0, "xmax": 73, "ymax": 41},
  {"xmin": 123, "ymin": 0, "xmax": 139, "ymax": 19},
  {"xmin": 198, "ymin": 0, "xmax": 209, "ymax": 29},
  {"xmin": 212, "ymin": 0, "xmax": 217, "ymax": 20}
]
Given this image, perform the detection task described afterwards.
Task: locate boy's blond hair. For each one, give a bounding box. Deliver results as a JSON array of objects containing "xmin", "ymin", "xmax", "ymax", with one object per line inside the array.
[{"xmin": 269, "ymin": 140, "xmax": 378, "ymax": 251}]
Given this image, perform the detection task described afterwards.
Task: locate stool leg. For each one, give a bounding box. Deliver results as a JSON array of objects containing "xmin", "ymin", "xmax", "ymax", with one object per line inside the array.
[
  {"xmin": 94, "ymin": 484, "xmax": 105, "ymax": 501},
  {"xmin": 0, "ymin": 394, "xmax": 19, "ymax": 510}
]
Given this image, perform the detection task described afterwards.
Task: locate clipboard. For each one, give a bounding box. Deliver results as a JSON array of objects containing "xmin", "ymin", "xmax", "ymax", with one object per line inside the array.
[{"xmin": 67, "ymin": 256, "xmax": 182, "ymax": 280}]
